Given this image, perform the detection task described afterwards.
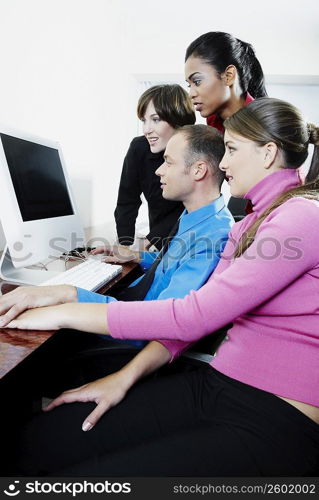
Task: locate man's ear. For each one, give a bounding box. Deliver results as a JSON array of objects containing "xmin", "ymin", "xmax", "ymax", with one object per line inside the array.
[
  {"xmin": 192, "ymin": 161, "xmax": 208, "ymax": 180},
  {"xmin": 263, "ymin": 142, "xmax": 279, "ymax": 169},
  {"xmin": 221, "ymin": 65, "xmax": 237, "ymax": 87}
]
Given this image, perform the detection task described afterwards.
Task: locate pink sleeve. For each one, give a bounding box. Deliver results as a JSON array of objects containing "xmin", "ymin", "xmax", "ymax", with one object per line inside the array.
[{"xmin": 108, "ymin": 198, "xmax": 319, "ymax": 359}]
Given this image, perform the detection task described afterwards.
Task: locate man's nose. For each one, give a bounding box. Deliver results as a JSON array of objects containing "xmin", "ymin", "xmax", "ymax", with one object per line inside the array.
[{"xmin": 155, "ymin": 162, "xmax": 165, "ymax": 176}]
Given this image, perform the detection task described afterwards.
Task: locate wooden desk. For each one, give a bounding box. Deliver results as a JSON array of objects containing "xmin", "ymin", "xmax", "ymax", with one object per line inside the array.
[{"xmin": 0, "ymin": 262, "xmax": 138, "ymax": 380}]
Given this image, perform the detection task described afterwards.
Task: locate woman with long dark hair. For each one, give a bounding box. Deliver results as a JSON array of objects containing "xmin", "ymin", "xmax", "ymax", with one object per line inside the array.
[
  {"xmin": 185, "ymin": 31, "xmax": 267, "ymax": 217},
  {"xmin": 185, "ymin": 31, "xmax": 267, "ymax": 131}
]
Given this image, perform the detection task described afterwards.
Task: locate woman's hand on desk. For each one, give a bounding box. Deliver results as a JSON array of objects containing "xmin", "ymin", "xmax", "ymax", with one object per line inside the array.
[
  {"xmin": 0, "ymin": 285, "xmax": 77, "ymax": 327},
  {"xmin": 3, "ymin": 304, "xmax": 69, "ymax": 331},
  {"xmin": 43, "ymin": 371, "xmax": 131, "ymax": 431},
  {"xmin": 91, "ymin": 245, "xmax": 141, "ymax": 264}
]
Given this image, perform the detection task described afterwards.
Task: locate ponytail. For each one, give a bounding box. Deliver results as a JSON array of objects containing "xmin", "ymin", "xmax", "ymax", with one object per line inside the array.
[
  {"xmin": 241, "ymin": 42, "xmax": 267, "ymax": 98},
  {"xmin": 306, "ymin": 123, "xmax": 319, "ymax": 183}
]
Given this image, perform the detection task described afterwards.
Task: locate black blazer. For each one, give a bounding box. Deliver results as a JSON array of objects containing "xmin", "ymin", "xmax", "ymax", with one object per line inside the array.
[{"xmin": 114, "ymin": 136, "xmax": 184, "ymax": 250}]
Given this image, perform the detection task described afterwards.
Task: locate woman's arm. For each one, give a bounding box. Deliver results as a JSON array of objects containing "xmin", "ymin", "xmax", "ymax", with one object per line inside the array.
[
  {"xmin": 5, "ymin": 200, "xmax": 319, "ymax": 357},
  {"xmin": 44, "ymin": 341, "xmax": 171, "ymax": 431},
  {"xmin": 4, "ymin": 302, "xmax": 110, "ymax": 333},
  {"xmin": 108, "ymin": 198, "xmax": 319, "ymax": 356},
  {"xmin": 114, "ymin": 137, "xmax": 143, "ymax": 246}
]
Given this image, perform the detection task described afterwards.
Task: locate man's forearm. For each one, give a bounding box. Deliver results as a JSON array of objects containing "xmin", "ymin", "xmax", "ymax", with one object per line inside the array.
[{"xmin": 61, "ymin": 285, "xmax": 78, "ymax": 303}]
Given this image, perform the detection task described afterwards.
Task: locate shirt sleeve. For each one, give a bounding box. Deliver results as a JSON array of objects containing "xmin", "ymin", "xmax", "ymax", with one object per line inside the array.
[
  {"xmin": 107, "ymin": 198, "xmax": 319, "ymax": 359},
  {"xmin": 114, "ymin": 138, "xmax": 143, "ymax": 246},
  {"xmin": 140, "ymin": 251, "xmax": 158, "ymax": 271},
  {"xmin": 77, "ymin": 288, "xmax": 117, "ymax": 304}
]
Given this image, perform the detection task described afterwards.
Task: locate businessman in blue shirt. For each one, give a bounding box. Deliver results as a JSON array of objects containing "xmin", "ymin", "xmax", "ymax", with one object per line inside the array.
[{"xmin": 79, "ymin": 124, "xmax": 233, "ymax": 306}]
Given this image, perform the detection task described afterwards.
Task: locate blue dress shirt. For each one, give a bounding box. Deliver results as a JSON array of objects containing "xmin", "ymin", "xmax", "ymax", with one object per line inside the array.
[{"xmin": 77, "ymin": 195, "xmax": 233, "ymax": 345}]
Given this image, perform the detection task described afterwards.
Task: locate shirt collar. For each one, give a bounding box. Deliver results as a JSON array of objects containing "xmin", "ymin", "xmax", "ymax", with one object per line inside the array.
[
  {"xmin": 244, "ymin": 92, "xmax": 254, "ymax": 105},
  {"xmin": 178, "ymin": 195, "xmax": 225, "ymax": 234},
  {"xmin": 244, "ymin": 169, "xmax": 301, "ymax": 215}
]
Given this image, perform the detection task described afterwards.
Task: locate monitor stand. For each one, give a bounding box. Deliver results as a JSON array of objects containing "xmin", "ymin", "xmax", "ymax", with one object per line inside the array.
[{"xmin": 0, "ymin": 246, "xmax": 60, "ymax": 285}]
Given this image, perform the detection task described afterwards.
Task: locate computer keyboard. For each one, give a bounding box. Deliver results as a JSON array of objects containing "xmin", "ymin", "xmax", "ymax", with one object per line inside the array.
[{"xmin": 40, "ymin": 258, "xmax": 123, "ymax": 292}]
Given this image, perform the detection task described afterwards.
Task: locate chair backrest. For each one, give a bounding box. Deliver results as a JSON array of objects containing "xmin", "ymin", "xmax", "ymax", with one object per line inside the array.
[{"xmin": 227, "ymin": 197, "xmax": 247, "ymax": 221}]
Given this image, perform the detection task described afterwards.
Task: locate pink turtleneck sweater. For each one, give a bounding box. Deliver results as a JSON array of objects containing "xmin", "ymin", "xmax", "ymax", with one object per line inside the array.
[{"xmin": 108, "ymin": 169, "xmax": 319, "ymax": 407}]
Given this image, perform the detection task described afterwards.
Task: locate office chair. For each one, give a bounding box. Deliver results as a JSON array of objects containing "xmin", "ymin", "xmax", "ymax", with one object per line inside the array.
[{"xmin": 227, "ymin": 196, "xmax": 247, "ymax": 222}]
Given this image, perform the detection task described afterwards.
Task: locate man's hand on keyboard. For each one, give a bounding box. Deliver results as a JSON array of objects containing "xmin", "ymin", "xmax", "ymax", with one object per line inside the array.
[
  {"xmin": 91, "ymin": 245, "xmax": 141, "ymax": 264},
  {"xmin": 0, "ymin": 285, "xmax": 77, "ymax": 328}
]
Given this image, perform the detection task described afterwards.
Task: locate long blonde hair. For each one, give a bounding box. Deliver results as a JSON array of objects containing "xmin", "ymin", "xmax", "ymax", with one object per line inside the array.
[{"xmin": 223, "ymin": 98, "xmax": 319, "ymax": 258}]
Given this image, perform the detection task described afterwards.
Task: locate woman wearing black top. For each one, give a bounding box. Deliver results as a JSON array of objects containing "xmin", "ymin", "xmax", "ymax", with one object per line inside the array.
[{"xmin": 114, "ymin": 84, "xmax": 195, "ymax": 250}]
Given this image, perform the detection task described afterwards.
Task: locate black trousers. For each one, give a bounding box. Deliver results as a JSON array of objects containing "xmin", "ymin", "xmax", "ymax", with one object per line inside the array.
[{"xmin": 6, "ymin": 348, "xmax": 319, "ymax": 477}]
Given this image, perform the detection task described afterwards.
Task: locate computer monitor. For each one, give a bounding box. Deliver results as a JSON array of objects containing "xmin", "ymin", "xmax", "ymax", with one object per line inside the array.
[{"xmin": 0, "ymin": 127, "xmax": 85, "ymax": 284}]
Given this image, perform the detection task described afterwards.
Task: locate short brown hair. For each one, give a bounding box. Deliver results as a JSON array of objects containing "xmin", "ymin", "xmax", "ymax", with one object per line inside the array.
[
  {"xmin": 177, "ymin": 124, "xmax": 226, "ymax": 189},
  {"xmin": 137, "ymin": 84, "xmax": 195, "ymax": 128}
]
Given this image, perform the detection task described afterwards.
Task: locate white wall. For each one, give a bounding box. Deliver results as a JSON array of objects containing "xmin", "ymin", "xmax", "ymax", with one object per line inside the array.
[{"xmin": 0, "ymin": 0, "xmax": 318, "ymax": 249}]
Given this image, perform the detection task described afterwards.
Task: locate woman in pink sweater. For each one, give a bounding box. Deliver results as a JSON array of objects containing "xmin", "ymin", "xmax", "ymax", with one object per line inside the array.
[{"xmin": 5, "ymin": 98, "xmax": 319, "ymax": 476}]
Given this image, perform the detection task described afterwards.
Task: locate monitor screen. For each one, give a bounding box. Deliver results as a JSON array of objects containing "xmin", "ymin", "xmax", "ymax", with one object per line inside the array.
[{"xmin": 0, "ymin": 133, "xmax": 74, "ymax": 221}]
